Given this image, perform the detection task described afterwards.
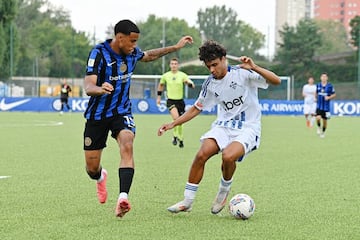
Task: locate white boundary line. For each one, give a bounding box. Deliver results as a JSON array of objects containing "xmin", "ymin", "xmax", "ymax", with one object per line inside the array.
[
  {"xmin": 0, "ymin": 121, "xmax": 63, "ymax": 128},
  {"xmin": 0, "ymin": 176, "xmax": 11, "ymax": 179}
]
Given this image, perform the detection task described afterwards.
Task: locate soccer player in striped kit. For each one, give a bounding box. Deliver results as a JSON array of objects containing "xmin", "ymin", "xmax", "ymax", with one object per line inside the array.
[
  {"xmin": 158, "ymin": 40, "xmax": 281, "ymax": 214},
  {"xmin": 83, "ymin": 19, "xmax": 193, "ymax": 217},
  {"xmin": 315, "ymin": 73, "xmax": 336, "ymax": 138}
]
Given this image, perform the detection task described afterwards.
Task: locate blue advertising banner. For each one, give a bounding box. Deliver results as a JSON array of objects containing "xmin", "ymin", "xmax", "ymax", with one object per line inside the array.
[{"xmin": 0, "ymin": 97, "xmax": 359, "ymax": 116}]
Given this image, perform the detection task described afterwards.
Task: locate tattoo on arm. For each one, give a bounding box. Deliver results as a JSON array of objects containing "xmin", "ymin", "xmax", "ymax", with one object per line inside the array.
[{"xmin": 144, "ymin": 46, "xmax": 177, "ymax": 61}]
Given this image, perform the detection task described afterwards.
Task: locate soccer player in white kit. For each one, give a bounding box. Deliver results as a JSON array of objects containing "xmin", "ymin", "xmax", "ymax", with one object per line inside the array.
[
  {"xmin": 157, "ymin": 40, "xmax": 281, "ymax": 214},
  {"xmin": 302, "ymin": 77, "xmax": 317, "ymax": 127}
]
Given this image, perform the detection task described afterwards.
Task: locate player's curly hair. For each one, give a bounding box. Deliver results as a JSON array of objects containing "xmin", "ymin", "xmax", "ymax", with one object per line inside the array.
[{"xmin": 198, "ymin": 40, "xmax": 227, "ymax": 62}]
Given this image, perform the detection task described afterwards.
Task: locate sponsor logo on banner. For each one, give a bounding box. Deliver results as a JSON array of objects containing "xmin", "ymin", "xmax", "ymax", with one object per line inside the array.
[
  {"xmin": 333, "ymin": 101, "xmax": 360, "ymax": 115},
  {"xmin": 1, "ymin": 97, "xmax": 359, "ymax": 116},
  {"xmin": 0, "ymin": 98, "xmax": 31, "ymax": 111},
  {"xmin": 137, "ymin": 100, "xmax": 149, "ymax": 112}
]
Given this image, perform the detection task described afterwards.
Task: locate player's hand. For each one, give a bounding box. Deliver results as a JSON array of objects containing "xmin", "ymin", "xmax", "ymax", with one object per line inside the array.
[
  {"xmin": 158, "ymin": 125, "xmax": 167, "ymax": 136},
  {"xmin": 101, "ymin": 82, "xmax": 114, "ymax": 94},
  {"xmin": 239, "ymin": 56, "xmax": 257, "ymax": 70},
  {"xmin": 158, "ymin": 123, "xmax": 173, "ymax": 136},
  {"xmin": 176, "ymin": 36, "xmax": 193, "ymax": 49}
]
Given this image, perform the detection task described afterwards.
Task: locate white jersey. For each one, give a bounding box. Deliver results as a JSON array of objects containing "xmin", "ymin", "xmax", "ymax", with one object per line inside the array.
[
  {"xmin": 302, "ymin": 84, "xmax": 316, "ymax": 104},
  {"xmin": 194, "ymin": 66, "xmax": 268, "ymax": 134}
]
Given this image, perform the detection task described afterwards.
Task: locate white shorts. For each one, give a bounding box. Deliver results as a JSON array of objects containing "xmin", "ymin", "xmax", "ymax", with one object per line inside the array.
[
  {"xmin": 200, "ymin": 125, "xmax": 260, "ymax": 161},
  {"xmin": 303, "ymin": 103, "xmax": 316, "ymax": 115}
]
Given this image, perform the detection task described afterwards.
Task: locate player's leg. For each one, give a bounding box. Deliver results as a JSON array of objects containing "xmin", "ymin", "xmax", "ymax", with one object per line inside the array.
[
  {"xmin": 112, "ymin": 116, "xmax": 136, "ymax": 218},
  {"xmin": 211, "ymin": 141, "xmax": 245, "ymax": 214},
  {"xmin": 177, "ymin": 124, "xmax": 184, "ymax": 148},
  {"xmin": 65, "ymin": 98, "xmax": 71, "ymax": 111},
  {"xmin": 188, "ymin": 138, "xmax": 219, "ymax": 183},
  {"xmin": 221, "ymin": 142, "xmax": 245, "ymax": 180},
  {"xmin": 84, "ymin": 120, "xmax": 109, "ymax": 204},
  {"xmin": 304, "ymin": 104, "xmax": 310, "ymax": 127},
  {"xmin": 310, "ymin": 103, "xmax": 317, "ymax": 127},
  {"xmin": 315, "ymin": 109, "xmax": 322, "ymax": 134},
  {"xmin": 320, "ymin": 116, "xmax": 328, "ymax": 138},
  {"xmin": 85, "ymin": 150, "xmax": 107, "ymax": 204},
  {"xmin": 172, "ymin": 126, "xmax": 178, "ymax": 145},
  {"xmin": 60, "ymin": 99, "xmax": 65, "ymax": 114},
  {"xmin": 174, "ymin": 100, "xmax": 185, "ymax": 148},
  {"xmin": 169, "ymin": 104, "xmax": 180, "ymax": 145},
  {"xmin": 167, "ymin": 138, "xmax": 219, "ymax": 213},
  {"xmin": 305, "ymin": 114, "xmax": 310, "ymax": 127}
]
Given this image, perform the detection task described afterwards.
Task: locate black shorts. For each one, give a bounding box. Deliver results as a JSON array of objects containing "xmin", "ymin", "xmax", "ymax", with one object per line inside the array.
[
  {"xmin": 316, "ymin": 109, "xmax": 330, "ymax": 120},
  {"xmin": 166, "ymin": 99, "xmax": 185, "ymax": 115},
  {"xmin": 60, "ymin": 97, "xmax": 68, "ymax": 103},
  {"xmin": 83, "ymin": 115, "xmax": 136, "ymax": 150}
]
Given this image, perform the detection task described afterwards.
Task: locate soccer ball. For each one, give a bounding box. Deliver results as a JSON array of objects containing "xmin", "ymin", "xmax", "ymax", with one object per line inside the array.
[{"xmin": 229, "ymin": 193, "xmax": 255, "ymax": 220}]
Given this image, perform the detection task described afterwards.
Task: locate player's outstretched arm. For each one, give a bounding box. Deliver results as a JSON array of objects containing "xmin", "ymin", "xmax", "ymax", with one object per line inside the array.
[
  {"xmin": 142, "ymin": 36, "xmax": 193, "ymax": 62},
  {"xmin": 158, "ymin": 105, "xmax": 200, "ymax": 136},
  {"xmin": 239, "ymin": 56, "xmax": 281, "ymax": 85}
]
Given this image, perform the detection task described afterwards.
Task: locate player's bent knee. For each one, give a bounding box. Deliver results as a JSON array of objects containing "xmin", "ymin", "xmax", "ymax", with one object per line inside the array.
[{"xmin": 222, "ymin": 150, "xmax": 242, "ymax": 163}]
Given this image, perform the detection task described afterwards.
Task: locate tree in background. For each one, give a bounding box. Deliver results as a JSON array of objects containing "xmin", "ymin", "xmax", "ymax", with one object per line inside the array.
[
  {"xmin": 0, "ymin": 0, "xmax": 18, "ymax": 81},
  {"xmin": 14, "ymin": 0, "xmax": 92, "ymax": 78},
  {"xmin": 315, "ymin": 19, "xmax": 352, "ymax": 56},
  {"xmin": 350, "ymin": 15, "xmax": 360, "ymax": 50},
  {"xmin": 0, "ymin": 0, "xmax": 93, "ymax": 80},
  {"xmin": 197, "ymin": 5, "xmax": 265, "ymax": 58},
  {"xmin": 275, "ymin": 19, "xmax": 322, "ymax": 76},
  {"xmin": 135, "ymin": 15, "xmax": 200, "ymax": 75},
  {"xmin": 3, "ymin": 0, "xmax": 358, "ymax": 84}
]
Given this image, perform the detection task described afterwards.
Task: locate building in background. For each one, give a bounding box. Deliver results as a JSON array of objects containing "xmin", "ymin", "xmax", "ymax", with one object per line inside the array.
[
  {"xmin": 275, "ymin": 0, "xmax": 312, "ymax": 50},
  {"xmin": 275, "ymin": 0, "xmax": 360, "ymax": 53},
  {"xmin": 314, "ymin": 0, "xmax": 360, "ymax": 35}
]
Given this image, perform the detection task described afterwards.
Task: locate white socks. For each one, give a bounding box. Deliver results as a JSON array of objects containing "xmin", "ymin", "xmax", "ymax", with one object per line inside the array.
[{"xmin": 183, "ymin": 182, "xmax": 198, "ymax": 205}]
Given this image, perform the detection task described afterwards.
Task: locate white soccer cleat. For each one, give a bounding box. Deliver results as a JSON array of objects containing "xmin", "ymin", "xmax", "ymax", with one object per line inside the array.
[
  {"xmin": 320, "ymin": 133, "xmax": 325, "ymax": 138},
  {"xmin": 167, "ymin": 201, "xmax": 192, "ymax": 213},
  {"xmin": 211, "ymin": 190, "xmax": 229, "ymax": 214}
]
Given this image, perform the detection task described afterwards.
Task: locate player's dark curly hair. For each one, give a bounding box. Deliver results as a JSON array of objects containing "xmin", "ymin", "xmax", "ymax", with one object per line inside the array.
[{"xmin": 198, "ymin": 40, "xmax": 227, "ymax": 62}]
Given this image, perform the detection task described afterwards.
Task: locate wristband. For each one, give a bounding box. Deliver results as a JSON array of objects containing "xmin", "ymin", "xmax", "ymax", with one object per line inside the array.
[{"xmin": 157, "ymin": 91, "xmax": 162, "ymax": 96}]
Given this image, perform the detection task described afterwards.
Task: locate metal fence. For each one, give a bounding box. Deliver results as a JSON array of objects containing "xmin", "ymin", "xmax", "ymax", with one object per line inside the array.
[{"xmin": 1, "ymin": 75, "xmax": 359, "ymax": 100}]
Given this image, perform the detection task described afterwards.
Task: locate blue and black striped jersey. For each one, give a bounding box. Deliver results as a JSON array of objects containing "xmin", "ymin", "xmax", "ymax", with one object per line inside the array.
[
  {"xmin": 316, "ymin": 82, "xmax": 335, "ymax": 111},
  {"xmin": 84, "ymin": 39, "xmax": 144, "ymax": 120}
]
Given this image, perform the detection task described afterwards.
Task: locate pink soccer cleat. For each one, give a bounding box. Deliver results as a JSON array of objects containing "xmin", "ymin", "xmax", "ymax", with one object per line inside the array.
[
  {"xmin": 96, "ymin": 169, "xmax": 108, "ymax": 204},
  {"xmin": 115, "ymin": 198, "xmax": 131, "ymax": 217}
]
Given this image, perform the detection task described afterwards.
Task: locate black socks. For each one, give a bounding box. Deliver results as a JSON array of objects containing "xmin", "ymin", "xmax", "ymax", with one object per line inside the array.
[{"xmin": 119, "ymin": 168, "xmax": 134, "ymax": 194}]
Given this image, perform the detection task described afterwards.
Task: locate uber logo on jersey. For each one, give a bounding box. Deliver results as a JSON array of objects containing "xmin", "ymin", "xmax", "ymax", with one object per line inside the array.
[{"xmin": 222, "ymin": 96, "xmax": 244, "ymax": 111}]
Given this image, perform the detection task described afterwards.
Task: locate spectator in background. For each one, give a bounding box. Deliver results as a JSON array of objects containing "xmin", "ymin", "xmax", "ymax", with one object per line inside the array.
[
  {"xmin": 315, "ymin": 73, "xmax": 336, "ymax": 138},
  {"xmin": 156, "ymin": 58, "xmax": 195, "ymax": 148},
  {"xmin": 60, "ymin": 79, "xmax": 72, "ymax": 114},
  {"xmin": 302, "ymin": 76, "xmax": 316, "ymax": 128}
]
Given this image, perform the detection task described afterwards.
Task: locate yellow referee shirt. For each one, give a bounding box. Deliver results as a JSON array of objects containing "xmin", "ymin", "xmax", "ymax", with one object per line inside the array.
[{"xmin": 160, "ymin": 71, "xmax": 189, "ymax": 100}]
